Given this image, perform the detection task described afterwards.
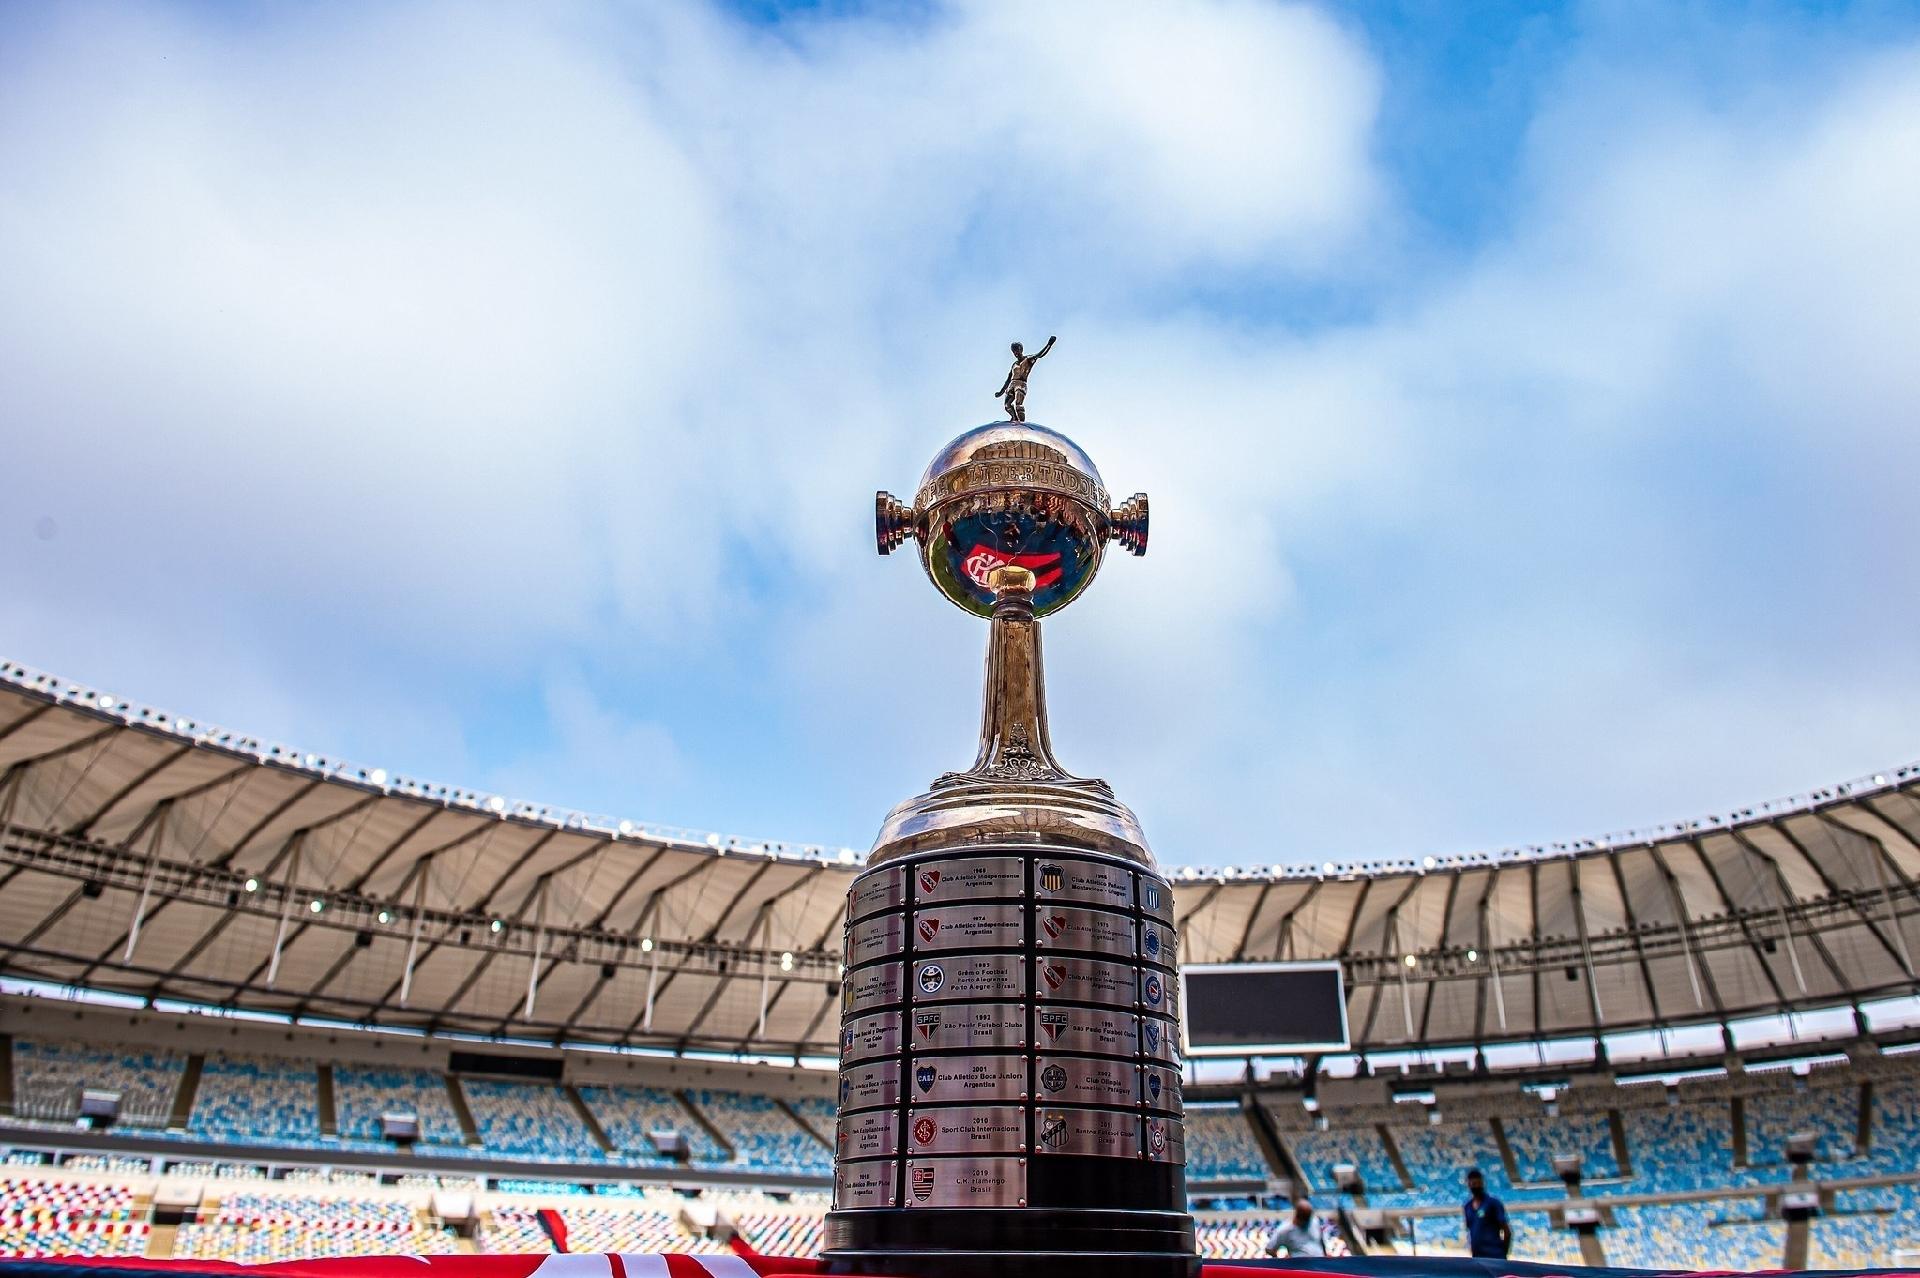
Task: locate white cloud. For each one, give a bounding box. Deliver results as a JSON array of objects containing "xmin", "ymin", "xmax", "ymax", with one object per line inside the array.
[{"xmin": 2, "ymin": 3, "xmax": 1916, "ymax": 864}]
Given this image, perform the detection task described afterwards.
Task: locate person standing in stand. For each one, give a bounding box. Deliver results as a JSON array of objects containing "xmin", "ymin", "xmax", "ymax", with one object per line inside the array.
[
  {"xmin": 1265, "ymin": 1196, "xmax": 1330, "ymax": 1258},
  {"xmin": 1463, "ymin": 1168, "xmax": 1511, "ymax": 1259}
]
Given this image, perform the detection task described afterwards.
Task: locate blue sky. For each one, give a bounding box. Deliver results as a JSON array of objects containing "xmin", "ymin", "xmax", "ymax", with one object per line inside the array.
[{"xmin": 4, "ymin": 0, "xmax": 1918, "ymax": 867}]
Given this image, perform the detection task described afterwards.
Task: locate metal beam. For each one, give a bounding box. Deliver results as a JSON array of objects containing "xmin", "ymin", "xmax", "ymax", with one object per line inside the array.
[{"xmin": 66, "ymin": 743, "xmax": 194, "ymax": 836}]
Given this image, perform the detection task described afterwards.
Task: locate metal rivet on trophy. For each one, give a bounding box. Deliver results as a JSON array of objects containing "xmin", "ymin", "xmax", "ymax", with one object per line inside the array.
[{"xmin": 824, "ymin": 342, "xmax": 1195, "ymax": 1278}]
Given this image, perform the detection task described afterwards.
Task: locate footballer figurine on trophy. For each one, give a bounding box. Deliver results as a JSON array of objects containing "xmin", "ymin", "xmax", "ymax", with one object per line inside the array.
[{"xmin": 825, "ymin": 341, "xmax": 1193, "ymax": 1278}]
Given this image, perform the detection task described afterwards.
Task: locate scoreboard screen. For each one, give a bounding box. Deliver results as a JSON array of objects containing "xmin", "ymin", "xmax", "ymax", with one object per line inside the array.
[{"xmin": 1180, "ymin": 961, "xmax": 1349, "ymax": 1055}]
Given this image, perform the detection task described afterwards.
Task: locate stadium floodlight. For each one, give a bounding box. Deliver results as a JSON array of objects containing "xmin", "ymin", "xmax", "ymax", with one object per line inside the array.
[
  {"xmin": 1467, "ymin": 948, "xmax": 1479, "ymax": 962},
  {"xmin": 641, "ymin": 937, "xmax": 654, "ymax": 953},
  {"xmin": 780, "ymin": 951, "xmax": 795, "ymax": 971},
  {"xmin": 1554, "ymin": 1154, "xmax": 1583, "ymax": 1190},
  {"xmin": 244, "ymin": 877, "xmax": 259, "ymax": 892},
  {"xmin": 308, "ymin": 899, "xmax": 324, "ymax": 914},
  {"xmin": 377, "ymin": 910, "xmax": 391, "ymax": 924},
  {"xmin": 490, "ymin": 919, "xmax": 503, "ymax": 934}
]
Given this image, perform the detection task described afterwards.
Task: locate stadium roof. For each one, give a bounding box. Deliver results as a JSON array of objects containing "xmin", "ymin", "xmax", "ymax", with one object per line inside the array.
[{"xmin": 2, "ymin": 658, "xmax": 1918, "ymax": 1056}]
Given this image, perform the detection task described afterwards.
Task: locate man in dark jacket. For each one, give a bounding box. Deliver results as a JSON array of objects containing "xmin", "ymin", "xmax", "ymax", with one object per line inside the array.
[{"xmin": 1463, "ymin": 1168, "xmax": 1511, "ymax": 1258}]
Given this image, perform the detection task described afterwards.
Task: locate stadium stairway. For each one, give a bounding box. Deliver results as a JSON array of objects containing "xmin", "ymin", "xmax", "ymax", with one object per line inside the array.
[
  {"xmin": 776, "ymin": 1099, "xmax": 831, "ymax": 1154},
  {"xmin": 317, "ymin": 1065, "xmax": 337, "ymax": 1139},
  {"xmin": 676, "ymin": 1090, "xmax": 736, "ymax": 1163},
  {"xmin": 446, "ymin": 1077, "xmax": 480, "ymax": 1146},
  {"xmin": 167, "ymin": 1056, "xmax": 203, "ymax": 1130},
  {"xmin": 1608, "ymin": 1111, "xmax": 1632, "ymax": 1177},
  {"xmin": 1487, "ymin": 1117, "xmax": 1522, "ymax": 1185},
  {"xmin": 563, "ymin": 1085, "xmax": 615, "ymax": 1156}
]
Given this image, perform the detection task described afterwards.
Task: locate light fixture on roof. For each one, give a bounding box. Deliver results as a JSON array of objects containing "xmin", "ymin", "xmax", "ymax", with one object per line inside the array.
[
  {"xmin": 97, "ymin": 695, "xmax": 115, "ymax": 709},
  {"xmin": 369, "ymin": 768, "xmax": 387, "ymax": 786},
  {"xmin": 487, "ymin": 795, "xmax": 506, "ymax": 813},
  {"xmin": 1466, "ymin": 948, "xmax": 1479, "ymax": 963},
  {"xmin": 1322, "ymin": 861, "xmax": 1336, "ymax": 874},
  {"xmin": 308, "ymin": 899, "xmax": 324, "ymax": 914},
  {"xmin": 640, "ymin": 937, "xmax": 654, "ymax": 953},
  {"xmin": 1403, "ymin": 954, "xmax": 1417, "ymax": 969},
  {"xmin": 1423, "ymin": 855, "xmax": 1436, "ymax": 870},
  {"xmin": 490, "ymin": 919, "xmax": 503, "ymax": 934},
  {"xmin": 244, "ymin": 877, "xmax": 259, "ymax": 893},
  {"xmin": 780, "ymin": 952, "xmax": 794, "ymax": 972},
  {"xmin": 618, "ymin": 821, "xmax": 636, "ymax": 836},
  {"xmin": 377, "ymin": 910, "xmax": 391, "ymax": 925}
]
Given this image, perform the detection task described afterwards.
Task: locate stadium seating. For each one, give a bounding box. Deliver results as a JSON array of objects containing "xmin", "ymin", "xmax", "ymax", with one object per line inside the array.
[
  {"xmin": 1387, "ymin": 1120, "xmax": 1511, "ymax": 1197},
  {"xmin": 554, "ymin": 1205, "xmax": 727, "ymax": 1255},
  {"xmin": 172, "ymin": 1191, "xmax": 459, "ymax": 1262},
  {"xmin": 0, "ymin": 1176, "xmax": 148, "ymax": 1259},
  {"xmin": 188, "ymin": 1055, "xmax": 321, "ymax": 1145},
  {"xmin": 1619, "ymin": 1100, "xmax": 1734, "ymax": 1193},
  {"xmin": 11, "ymin": 1037, "xmax": 185, "ymax": 1128},
  {"xmin": 1603, "ymin": 1198, "xmax": 1782, "ymax": 1271},
  {"xmin": 688, "ymin": 1089, "xmax": 829, "ymax": 1175},
  {"xmin": 1502, "ymin": 1110, "xmax": 1619, "ymax": 1181},
  {"xmin": 1184, "ymin": 1104, "xmax": 1270, "ymax": 1181},
  {"xmin": 482, "ymin": 1206, "xmax": 555, "ymax": 1253},
  {"xmin": 332, "ymin": 1065, "xmax": 467, "ymax": 1148},
  {"xmin": 578, "ymin": 1084, "xmax": 726, "ymax": 1164},
  {"xmin": 735, "ymin": 1209, "xmax": 826, "ymax": 1258},
  {"xmin": 1195, "ymin": 1216, "xmax": 1287, "ymax": 1260},
  {"xmin": 459, "ymin": 1078, "xmax": 600, "ymax": 1161},
  {"xmin": 1283, "ymin": 1121, "xmax": 1403, "ymax": 1194},
  {"xmin": 1745, "ymin": 1078, "xmax": 1860, "ymax": 1167}
]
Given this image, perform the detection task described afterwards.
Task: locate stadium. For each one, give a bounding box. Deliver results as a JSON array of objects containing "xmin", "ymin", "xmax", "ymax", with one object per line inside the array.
[{"xmin": 4, "ymin": 655, "xmax": 1919, "ymax": 1269}]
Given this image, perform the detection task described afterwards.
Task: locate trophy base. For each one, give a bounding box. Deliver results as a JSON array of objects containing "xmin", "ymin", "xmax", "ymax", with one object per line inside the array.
[{"xmin": 822, "ymin": 1207, "xmax": 1200, "ymax": 1278}]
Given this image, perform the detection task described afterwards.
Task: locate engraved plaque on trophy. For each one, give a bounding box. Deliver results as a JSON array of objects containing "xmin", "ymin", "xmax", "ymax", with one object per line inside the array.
[
  {"xmin": 848, "ymin": 914, "xmax": 908, "ymax": 965},
  {"xmin": 1036, "ymin": 1056, "xmax": 1138, "ymax": 1108},
  {"xmin": 844, "ymin": 962, "xmax": 904, "ymax": 1015},
  {"xmin": 1035, "ymin": 1005, "xmax": 1136, "ymax": 1058},
  {"xmin": 914, "ymin": 904, "xmax": 1024, "ymax": 953},
  {"xmin": 914, "ymin": 953, "xmax": 1024, "ymax": 1003},
  {"xmin": 913, "ymin": 856, "xmax": 1025, "ymax": 903},
  {"xmin": 825, "ymin": 396, "xmax": 1192, "ymax": 1278},
  {"xmin": 911, "ymin": 1003, "xmax": 1026, "ymax": 1051},
  {"xmin": 1137, "ymin": 917, "xmax": 1177, "ymax": 969},
  {"xmin": 1034, "ymin": 858, "xmax": 1134, "ymax": 910},
  {"xmin": 1035, "ymin": 956, "xmax": 1141, "ymax": 1008},
  {"xmin": 1036, "ymin": 1107, "xmax": 1141, "ymax": 1160},
  {"xmin": 839, "ymin": 1059, "xmax": 902, "ymax": 1112},
  {"xmin": 1143, "ymin": 1117, "xmax": 1184, "ymax": 1164},
  {"xmin": 1136, "ymin": 1016, "xmax": 1179, "ymax": 1065},
  {"xmin": 1035, "ymin": 904, "xmax": 1137, "ymax": 957},
  {"xmin": 1137, "ymin": 968, "xmax": 1177, "ymax": 1018},
  {"xmin": 842, "ymin": 1010, "xmax": 904, "ymax": 1064},
  {"xmin": 839, "ymin": 1109, "xmax": 902, "ymax": 1160},
  {"xmin": 905, "ymin": 1157, "xmax": 1029, "ymax": 1209},
  {"xmin": 850, "ymin": 866, "xmax": 908, "ymax": 921},
  {"xmin": 908, "ymin": 1054, "xmax": 1028, "ymax": 1104},
  {"xmin": 905, "ymin": 1105, "xmax": 1027, "ymax": 1156},
  {"xmin": 836, "ymin": 1159, "xmax": 899, "ymax": 1209},
  {"xmin": 1140, "ymin": 1065, "xmax": 1182, "ymax": 1113}
]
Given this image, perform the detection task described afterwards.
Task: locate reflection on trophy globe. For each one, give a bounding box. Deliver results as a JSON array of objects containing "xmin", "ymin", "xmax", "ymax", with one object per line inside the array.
[{"xmin": 877, "ymin": 420, "xmax": 1149, "ymax": 618}]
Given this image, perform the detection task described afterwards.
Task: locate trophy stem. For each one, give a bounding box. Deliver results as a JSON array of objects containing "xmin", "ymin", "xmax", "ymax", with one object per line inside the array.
[{"xmin": 969, "ymin": 566, "xmax": 1067, "ymax": 782}]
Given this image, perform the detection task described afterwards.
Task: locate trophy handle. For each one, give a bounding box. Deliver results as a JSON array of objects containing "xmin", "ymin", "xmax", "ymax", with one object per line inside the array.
[
  {"xmin": 1110, "ymin": 492, "xmax": 1149, "ymax": 556},
  {"xmin": 875, "ymin": 491, "xmax": 915, "ymax": 555}
]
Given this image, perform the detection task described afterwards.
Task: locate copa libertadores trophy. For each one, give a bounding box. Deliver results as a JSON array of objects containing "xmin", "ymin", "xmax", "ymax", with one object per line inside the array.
[{"xmin": 823, "ymin": 340, "xmax": 1195, "ymax": 1278}]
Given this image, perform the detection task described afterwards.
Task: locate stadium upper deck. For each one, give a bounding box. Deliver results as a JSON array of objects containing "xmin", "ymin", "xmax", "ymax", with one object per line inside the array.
[{"xmin": 2, "ymin": 658, "xmax": 1917, "ymax": 1056}]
